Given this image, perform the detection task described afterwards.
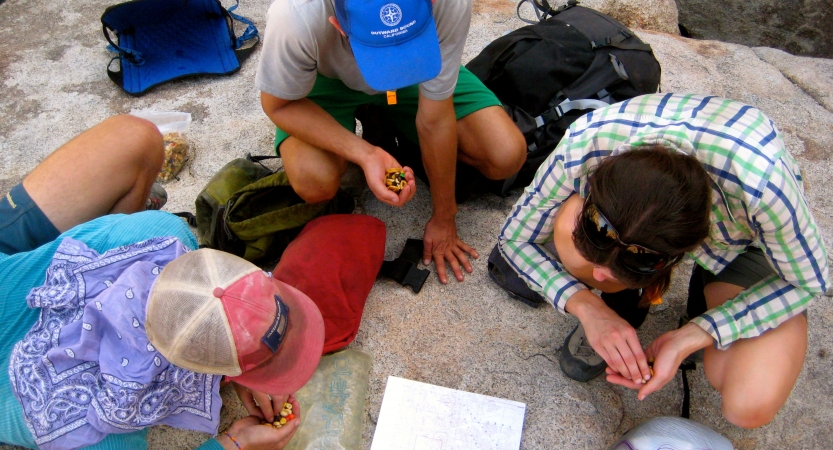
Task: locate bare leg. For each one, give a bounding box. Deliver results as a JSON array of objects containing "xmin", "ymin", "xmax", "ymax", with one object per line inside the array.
[
  {"xmin": 702, "ymin": 282, "xmax": 807, "ymax": 428},
  {"xmin": 281, "ymin": 105, "xmax": 523, "ymax": 201},
  {"xmin": 22, "ymin": 115, "xmax": 164, "ymax": 232},
  {"xmin": 280, "ymin": 136, "xmax": 348, "ymax": 204},
  {"xmin": 456, "ymin": 106, "xmax": 526, "ymax": 180}
]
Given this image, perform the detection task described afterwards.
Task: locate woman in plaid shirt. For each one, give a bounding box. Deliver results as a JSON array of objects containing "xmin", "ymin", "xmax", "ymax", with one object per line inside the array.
[{"xmin": 498, "ymin": 93, "xmax": 830, "ymax": 428}]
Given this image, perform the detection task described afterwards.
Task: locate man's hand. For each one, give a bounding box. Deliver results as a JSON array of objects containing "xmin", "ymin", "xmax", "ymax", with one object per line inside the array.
[
  {"xmin": 605, "ymin": 323, "xmax": 712, "ymax": 400},
  {"xmin": 422, "ymin": 215, "xmax": 478, "ymax": 283},
  {"xmin": 262, "ymin": 93, "xmax": 416, "ymax": 207},
  {"xmin": 218, "ymin": 396, "xmax": 302, "ymax": 450},
  {"xmin": 233, "ymin": 382, "xmax": 288, "ymax": 422},
  {"xmin": 415, "ymin": 94, "xmax": 472, "ymax": 283},
  {"xmin": 566, "ymin": 290, "xmax": 652, "ymax": 384},
  {"xmin": 358, "ymin": 146, "xmax": 416, "ymax": 207}
]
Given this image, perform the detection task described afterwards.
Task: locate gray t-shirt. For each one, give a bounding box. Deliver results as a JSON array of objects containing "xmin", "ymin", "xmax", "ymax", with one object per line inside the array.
[{"xmin": 255, "ymin": 0, "xmax": 472, "ymax": 101}]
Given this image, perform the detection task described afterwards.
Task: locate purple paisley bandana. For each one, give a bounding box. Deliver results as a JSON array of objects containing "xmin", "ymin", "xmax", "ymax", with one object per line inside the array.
[{"xmin": 8, "ymin": 236, "xmax": 222, "ymax": 450}]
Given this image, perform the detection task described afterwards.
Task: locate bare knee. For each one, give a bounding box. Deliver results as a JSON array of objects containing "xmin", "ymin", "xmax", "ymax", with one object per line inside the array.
[
  {"xmin": 721, "ymin": 392, "xmax": 782, "ymax": 428},
  {"xmin": 103, "ymin": 115, "xmax": 164, "ymax": 169},
  {"xmin": 285, "ymin": 168, "xmax": 340, "ymax": 204},
  {"xmin": 467, "ymin": 129, "xmax": 526, "ymax": 180},
  {"xmin": 482, "ymin": 138, "xmax": 526, "ymax": 180},
  {"xmin": 458, "ymin": 108, "xmax": 527, "ymax": 180},
  {"xmin": 280, "ymin": 137, "xmax": 347, "ymax": 204}
]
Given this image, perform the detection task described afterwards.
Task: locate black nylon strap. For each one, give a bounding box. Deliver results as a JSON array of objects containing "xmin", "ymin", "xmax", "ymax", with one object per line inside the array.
[
  {"xmin": 677, "ymin": 317, "xmax": 698, "ymax": 419},
  {"xmin": 680, "ymin": 361, "xmax": 696, "ymax": 418},
  {"xmin": 244, "ymin": 153, "xmax": 281, "ymax": 175},
  {"xmin": 173, "ymin": 211, "xmax": 198, "ymax": 227},
  {"xmin": 590, "ymin": 30, "xmax": 653, "ymax": 52},
  {"xmin": 235, "ymin": 44, "xmax": 259, "ymax": 63},
  {"xmin": 246, "ymin": 154, "xmax": 280, "ymax": 163},
  {"xmin": 378, "ymin": 239, "xmax": 430, "ymax": 293},
  {"xmin": 221, "ymin": 5, "xmax": 260, "ymax": 64},
  {"xmin": 106, "ymin": 56, "xmax": 124, "ymax": 89},
  {"xmin": 516, "ymin": 0, "xmax": 578, "ymax": 24}
]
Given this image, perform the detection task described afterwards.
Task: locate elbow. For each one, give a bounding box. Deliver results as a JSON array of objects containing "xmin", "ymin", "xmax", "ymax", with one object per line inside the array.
[
  {"xmin": 415, "ymin": 115, "xmax": 452, "ymax": 138},
  {"xmin": 260, "ymin": 92, "xmax": 293, "ymax": 122}
]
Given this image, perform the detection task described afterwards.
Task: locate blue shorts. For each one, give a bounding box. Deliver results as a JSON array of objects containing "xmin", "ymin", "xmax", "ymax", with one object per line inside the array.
[{"xmin": 0, "ymin": 183, "xmax": 60, "ymax": 255}]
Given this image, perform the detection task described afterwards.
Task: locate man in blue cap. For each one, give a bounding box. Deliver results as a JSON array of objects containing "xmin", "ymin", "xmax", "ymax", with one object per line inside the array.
[{"xmin": 256, "ymin": 0, "xmax": 526, "ymax": 284}]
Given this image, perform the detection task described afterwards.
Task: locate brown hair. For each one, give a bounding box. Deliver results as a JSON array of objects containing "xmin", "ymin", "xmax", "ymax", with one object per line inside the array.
[{"xmin": 572, "ymin": 145, "xmax": 712, "ymax": 306}]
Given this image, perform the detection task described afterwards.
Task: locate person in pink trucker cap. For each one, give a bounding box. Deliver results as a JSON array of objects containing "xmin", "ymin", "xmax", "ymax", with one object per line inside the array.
[
  {"xmin": 147, "ymin": 247, "xmax": 326, "ymax": 400},
  {"xmin": 0, "ymin": 115, "xmax": 324, "ymax": 450}
]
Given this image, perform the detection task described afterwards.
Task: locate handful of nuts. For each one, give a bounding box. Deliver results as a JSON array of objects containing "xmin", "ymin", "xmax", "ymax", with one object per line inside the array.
[
  {"xmin": 384, "ymin": 168, "xmax": 406, "ymax": 193},
  {"xmin": 269, "ymin": 402, "xmax": 295, "ymax": 429}
]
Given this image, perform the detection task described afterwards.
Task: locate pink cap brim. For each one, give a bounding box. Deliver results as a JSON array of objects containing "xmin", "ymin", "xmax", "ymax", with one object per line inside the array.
[{"xmin": 228, "ymin": 279, "xmax": 325, "ymax": 394}]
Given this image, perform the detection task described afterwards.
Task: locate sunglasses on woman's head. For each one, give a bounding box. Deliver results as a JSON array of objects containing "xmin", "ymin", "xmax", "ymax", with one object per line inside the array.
[{"xmin": 580, "ymin": 197, "xmax": 677, "ymax": 274}]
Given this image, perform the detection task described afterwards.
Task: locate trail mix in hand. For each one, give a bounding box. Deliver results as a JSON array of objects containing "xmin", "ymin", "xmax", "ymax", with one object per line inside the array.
[
  {"xmin": 157, "ymin": 132, "xmax": 189, "ymax": 182},
  {"xmin": 384, "ymin": 168, "xmax": 406, "ymax": 193},
  {"xmin": 269, "ymin": 402, "xmax": 295, "ymax": 429}
]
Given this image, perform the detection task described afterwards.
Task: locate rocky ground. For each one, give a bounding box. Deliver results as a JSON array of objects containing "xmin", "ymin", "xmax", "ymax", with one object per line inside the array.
[{"xmin": 2, "ymin": 0, "xmax": 833, "ymax": 449}]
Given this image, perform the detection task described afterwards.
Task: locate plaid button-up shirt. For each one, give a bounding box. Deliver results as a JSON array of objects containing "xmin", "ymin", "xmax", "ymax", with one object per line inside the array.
[{"xmin": 499, "ymin": 93, "xmax": 830, "ymax": 350}]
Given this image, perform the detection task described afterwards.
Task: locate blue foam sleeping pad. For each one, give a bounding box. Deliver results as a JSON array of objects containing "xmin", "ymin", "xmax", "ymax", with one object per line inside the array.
[{"xmin": 102, "ymin": 0, "xmax": 255, "ymax": 95}]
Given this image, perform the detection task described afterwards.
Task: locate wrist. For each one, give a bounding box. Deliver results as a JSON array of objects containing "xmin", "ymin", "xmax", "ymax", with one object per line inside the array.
[
  {"xmin": 218, "ymin": 433, "xmax": 242, "ymax": 450},
  {"xmin": 677, "ymin": 322, "xmax": 714, "ymax": 353},
  {"xmin": 430, "ymin": 206, "xmax": 457, "ymax": 223},
  {"xmin": 353, "ymin": 140, "xmax": 383, "ymax": 167},
  {"xmin": 564, "ymin": 289, "xmax": 603, "ymax": 321}
]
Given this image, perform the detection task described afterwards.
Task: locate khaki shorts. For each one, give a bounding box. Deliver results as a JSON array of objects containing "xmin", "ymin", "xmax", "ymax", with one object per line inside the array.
[{"xmin": 686, "ymin": 247, "xmax": 805, "ymax": 317}]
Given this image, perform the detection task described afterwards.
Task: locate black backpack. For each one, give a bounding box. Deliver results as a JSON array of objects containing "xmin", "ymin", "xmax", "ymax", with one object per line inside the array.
[{"xmin": 465, "ymin": 0, "xmax": 661, "ymax": 195}]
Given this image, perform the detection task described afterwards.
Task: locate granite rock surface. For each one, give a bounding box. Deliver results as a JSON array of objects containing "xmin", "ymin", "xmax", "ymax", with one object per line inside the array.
[
  {"xmin": 1, "ymin": 0, "xmax": 833, "ymax": 449},
  {"xmin": 676, "ymin": 0, "xmax": 833, "ymax": 58}
]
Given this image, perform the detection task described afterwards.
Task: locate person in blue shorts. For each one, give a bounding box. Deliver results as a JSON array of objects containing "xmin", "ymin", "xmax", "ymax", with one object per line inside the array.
[{"xmin": 0, "ymin": 115, "xmax": 324, "ymax": 450}]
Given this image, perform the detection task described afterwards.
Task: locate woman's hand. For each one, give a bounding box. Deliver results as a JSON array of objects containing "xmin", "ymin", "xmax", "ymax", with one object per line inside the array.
[
  {"xmin": 219, "ymin": 396, "xmax": 302, "ymax": 450},
  {"xmin": 566, "ymin": 290, "xmax": 653, "ymax": 384},
  {"xmin": 232, "ymin": 382, "xmax": 288, "ymax": 422},
  {"xmin": 606, "ymin": 323, "xmax": 712, "ymax": 400}
]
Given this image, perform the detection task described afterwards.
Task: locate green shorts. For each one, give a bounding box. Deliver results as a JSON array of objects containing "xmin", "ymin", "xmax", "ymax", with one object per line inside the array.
[{"xmin": 274, "ymin": 65, "xmax": 501, "ymax": 153}]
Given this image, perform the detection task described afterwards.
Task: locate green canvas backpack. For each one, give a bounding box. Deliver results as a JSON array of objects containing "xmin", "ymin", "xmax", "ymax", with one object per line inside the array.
[{"xmin": 195, "ymin": 155, "xmax": 354, "ymax": 262}]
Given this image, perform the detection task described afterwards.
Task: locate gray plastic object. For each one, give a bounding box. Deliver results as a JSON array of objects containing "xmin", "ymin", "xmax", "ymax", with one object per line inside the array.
[
  {"xmin": 285, "ymin": 349, "xmax": 373, "ymax": 450},
  {"xmin": 609, "ymin": 416, "xmax": 734, "ymax": 450}
]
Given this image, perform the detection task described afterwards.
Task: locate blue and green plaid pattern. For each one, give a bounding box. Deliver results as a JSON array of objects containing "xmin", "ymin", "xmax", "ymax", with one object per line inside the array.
[{"xmin": 499, "ymin": 93, "xmax": 829, "ymax": 349}]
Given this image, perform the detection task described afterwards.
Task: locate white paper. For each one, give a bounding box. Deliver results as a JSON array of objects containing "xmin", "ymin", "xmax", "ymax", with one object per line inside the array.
[{"xmin": 371, "ymin": 376, "xmax": 526, "ymax": 450}]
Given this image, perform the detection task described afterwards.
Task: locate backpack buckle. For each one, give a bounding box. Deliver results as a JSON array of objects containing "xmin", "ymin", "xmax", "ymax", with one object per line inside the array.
[{"xmin": 590, "ymin": 37, "xmax": 613, "ymax": 50}]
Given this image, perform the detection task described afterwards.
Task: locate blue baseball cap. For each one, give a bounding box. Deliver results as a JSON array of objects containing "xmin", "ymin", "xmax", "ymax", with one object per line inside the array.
[{"xmin": 335, "ymin": 0, "xmax": 442, "ymax": 91}]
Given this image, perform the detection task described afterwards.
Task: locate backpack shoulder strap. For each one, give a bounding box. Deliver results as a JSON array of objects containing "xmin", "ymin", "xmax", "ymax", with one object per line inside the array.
[
  {"xmin": 221, "ymin": 0, "xmax": 260, "ymax": 62},
  {"xmin": 536, "ymin": 98, "xmax": 610, "ymax": 125},
  {"xmin": 517, "ymin": 0, "xmax": 579, "ymax": 24},
  {"xmin": 589, "ymin": 29, "xmax": 653, "ymax": 52}
]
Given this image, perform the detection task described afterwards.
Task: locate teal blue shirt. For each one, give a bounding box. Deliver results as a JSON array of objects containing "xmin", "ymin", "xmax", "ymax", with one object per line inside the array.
[{"xmin": 0, "ymin": 211, "xmax": 223, "ymax": 450}]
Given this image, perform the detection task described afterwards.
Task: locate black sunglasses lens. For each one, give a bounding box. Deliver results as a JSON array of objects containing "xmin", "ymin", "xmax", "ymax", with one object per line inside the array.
[
  {"xmin": 583, "ymin": 205, "xmax": 618, "ymax": 249},
  {"xmin": 620, "ymin": 250, "xmax": 668, "ymax": 274}
]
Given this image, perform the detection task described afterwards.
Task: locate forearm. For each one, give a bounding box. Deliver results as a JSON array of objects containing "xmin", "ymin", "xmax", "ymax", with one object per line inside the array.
[
  {"xmin": 416, "ymin": 97, "xmax": 458, "ymax": 219},
  {"xmin": 262, "ymin": 94, "xmax": 375, "ymax": 166},
  {"xmin": 691, "ymin": 274, "xmax": 816, "ymax": 349},
  {"xmin": 565, "ymin": 289, "xmax": 609, "ymax": 322}
]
